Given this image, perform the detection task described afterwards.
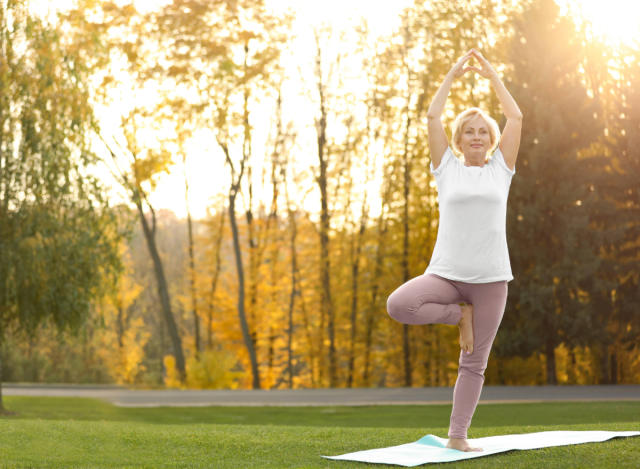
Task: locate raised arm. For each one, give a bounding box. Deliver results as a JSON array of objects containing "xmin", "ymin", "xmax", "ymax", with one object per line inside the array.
[
  {"xmin": 427, "ymin": 50, "xmax": 475, "ymax": 170},
  {"xmin": 467, "ymin": 49, "xmax": 523, "ymax": 171}
]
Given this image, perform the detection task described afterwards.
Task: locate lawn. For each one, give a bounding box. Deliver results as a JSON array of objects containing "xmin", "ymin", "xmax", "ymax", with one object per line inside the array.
[{"xmin": 0, "ymin": 396, "xmax": 638, "ymax": 468}]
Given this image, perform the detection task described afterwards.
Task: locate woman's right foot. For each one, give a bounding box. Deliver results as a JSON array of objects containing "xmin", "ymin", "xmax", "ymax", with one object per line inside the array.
[
  {"xmin": 458, "ymin": 304, "xmax": 474, "ymax": 354},
  {"xmin": 446, "ymin": 437, "xmax": 483, "ymax": 452}
]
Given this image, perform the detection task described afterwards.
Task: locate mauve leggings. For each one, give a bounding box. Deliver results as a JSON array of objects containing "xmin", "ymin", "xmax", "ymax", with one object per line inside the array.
[{"xmin": 386, "ymin": 272, "xmax": 508, "ymax": 439}]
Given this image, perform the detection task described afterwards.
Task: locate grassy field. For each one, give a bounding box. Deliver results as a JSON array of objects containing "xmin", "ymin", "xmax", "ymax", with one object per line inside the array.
[{"xmin": 0, "ymin": 396, "xmax": 638, "ymax": 468}]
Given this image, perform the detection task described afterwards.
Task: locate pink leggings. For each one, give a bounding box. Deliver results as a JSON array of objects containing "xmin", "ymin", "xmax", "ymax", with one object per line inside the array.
[{"xmin": 386, "ymin": 273, "xmax": 508, "ymax": 439}]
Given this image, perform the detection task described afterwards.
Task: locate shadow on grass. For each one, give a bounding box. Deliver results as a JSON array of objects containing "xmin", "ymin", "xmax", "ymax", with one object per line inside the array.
[{"xmin": 2, "ymin": 396, "xmax": 640, "ymax": 430}]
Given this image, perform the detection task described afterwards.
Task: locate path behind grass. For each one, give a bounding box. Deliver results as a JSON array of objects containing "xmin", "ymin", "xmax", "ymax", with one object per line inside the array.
[{"xmin": 0, "ymin": 396, "xmax": 638, "ymax": 468}]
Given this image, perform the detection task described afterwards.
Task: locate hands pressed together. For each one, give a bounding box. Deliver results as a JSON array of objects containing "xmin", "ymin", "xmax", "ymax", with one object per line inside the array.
[{"xmin": 450, "ymin": 48, "xmax": 498, "ymax": 80}]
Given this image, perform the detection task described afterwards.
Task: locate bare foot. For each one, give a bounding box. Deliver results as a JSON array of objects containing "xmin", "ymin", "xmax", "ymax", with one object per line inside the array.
[
  {"xmin": 446, "ymin": 437, "xmax": 483, "ymax": 452},
  {"xmin": 458, "ymin": 303, "xmax": 474, "ymax": 354}
]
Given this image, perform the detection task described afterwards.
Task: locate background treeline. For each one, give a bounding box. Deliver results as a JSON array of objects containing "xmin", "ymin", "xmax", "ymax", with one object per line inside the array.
[{"xmin": 1, "ymin": 0, "xmax": 639, "ymax": 391}]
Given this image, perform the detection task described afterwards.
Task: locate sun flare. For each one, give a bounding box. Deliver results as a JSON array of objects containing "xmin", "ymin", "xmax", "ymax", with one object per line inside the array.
[{"xmin": 557, "ymin": 0, "xmax": 640, "ymax": 47}]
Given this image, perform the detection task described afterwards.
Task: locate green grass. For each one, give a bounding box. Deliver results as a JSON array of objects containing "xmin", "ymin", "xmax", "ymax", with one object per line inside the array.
[{"xmin": 0, "ymin": 397, "xmax": 638, "ymax": 468}]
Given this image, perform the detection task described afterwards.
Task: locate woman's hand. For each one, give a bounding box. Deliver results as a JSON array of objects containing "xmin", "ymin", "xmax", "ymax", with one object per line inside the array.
[
  {"xmin": 449, "ymin": 50, "xmax": 476, "ymax": 79},
  {"xmin": 465, "ymin": 49, "xmax": 498, "ymax": 79}
]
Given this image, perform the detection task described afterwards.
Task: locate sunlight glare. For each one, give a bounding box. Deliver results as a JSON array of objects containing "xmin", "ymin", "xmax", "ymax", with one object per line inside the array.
[{"xmin": 557, "ymin": 0, "xmax": 640, "ymax": 47}]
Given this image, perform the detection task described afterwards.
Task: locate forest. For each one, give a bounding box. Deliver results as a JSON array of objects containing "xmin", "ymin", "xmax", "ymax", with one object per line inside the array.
[{"xmin": 0, "ymin": 0, "xmax": 639, "ymax": 399}]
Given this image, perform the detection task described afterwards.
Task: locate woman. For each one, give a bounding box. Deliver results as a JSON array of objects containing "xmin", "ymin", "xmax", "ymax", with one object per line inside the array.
[{"xmin": 386, "ymin": 48, "xmax": 522, "ymax": 452}]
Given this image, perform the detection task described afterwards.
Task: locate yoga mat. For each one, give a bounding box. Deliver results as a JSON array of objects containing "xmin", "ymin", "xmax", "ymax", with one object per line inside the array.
[{"xmin": 322, "ymin": 430, "xmax": 640, "ymax": 466}]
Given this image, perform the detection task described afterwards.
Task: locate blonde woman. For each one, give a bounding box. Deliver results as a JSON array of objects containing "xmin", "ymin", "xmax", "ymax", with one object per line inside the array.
[{"xmin": 386, "ymin": 49, "xmax": 522, "ymax": 452}]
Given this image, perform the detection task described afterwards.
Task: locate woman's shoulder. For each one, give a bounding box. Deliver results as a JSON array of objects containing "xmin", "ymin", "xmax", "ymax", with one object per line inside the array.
[
  {"xmin": 431, "ymin": 146, "xmax": 458, "ymax": 176},
  {"xmin": 489, "ymin": 145, "xmax": 516, "ymax": 175}
]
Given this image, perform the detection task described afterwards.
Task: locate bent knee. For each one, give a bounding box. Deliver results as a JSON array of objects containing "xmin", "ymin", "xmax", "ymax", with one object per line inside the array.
[{"xmin": 386, "ymin": 291, "xmax": 407, "ymax": 322}]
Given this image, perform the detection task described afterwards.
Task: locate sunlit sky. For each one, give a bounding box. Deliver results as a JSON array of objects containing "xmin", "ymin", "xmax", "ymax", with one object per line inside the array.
[{"xmin": 29, "ymin": 0, "xmax": 640, "ymax": 220}]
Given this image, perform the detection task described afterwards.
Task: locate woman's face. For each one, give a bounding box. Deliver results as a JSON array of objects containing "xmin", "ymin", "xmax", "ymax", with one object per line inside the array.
[{"xmin": 459, "ymin": 114, "xmax": 491, "ymax": 158}]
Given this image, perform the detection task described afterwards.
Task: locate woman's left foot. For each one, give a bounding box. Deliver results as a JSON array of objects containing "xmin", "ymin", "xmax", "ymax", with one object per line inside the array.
[
  {"xmin": 457, "ymin": 303, "xmax": 474, "ymax": 354},
  {"xmin": 446, "ymin": 437, "xmax": 483, "ymax": 452}
]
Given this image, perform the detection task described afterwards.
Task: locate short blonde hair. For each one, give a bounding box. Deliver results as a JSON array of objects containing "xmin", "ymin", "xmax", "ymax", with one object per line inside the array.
[{"xmin": 451, "ymin": 107, "xmax": 501, "ymax": 156}]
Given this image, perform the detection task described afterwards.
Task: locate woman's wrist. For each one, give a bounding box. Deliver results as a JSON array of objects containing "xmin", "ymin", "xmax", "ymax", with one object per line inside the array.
[{"xmin": 488, "ymin": 70, "xmax": 501, "ymax": 84}]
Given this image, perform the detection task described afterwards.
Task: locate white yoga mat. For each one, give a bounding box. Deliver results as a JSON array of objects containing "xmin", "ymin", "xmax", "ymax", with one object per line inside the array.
[{"xmin": 322, "ymin": 430, "xmax": 640, "ymax": 467}]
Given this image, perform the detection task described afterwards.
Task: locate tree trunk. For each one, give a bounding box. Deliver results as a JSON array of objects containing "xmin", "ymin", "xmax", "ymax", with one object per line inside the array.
[
  {"xmin": 267, "ymin": 243, "xmax": 278, "ymax": 390},
  {"xmin": 246, "ymin": 197, "xmax": 259, "ymax": 371},
  {"xmin": 599, "ymin": 343, "xmax": 610, "ymax": 384},
  {"xmin": 568, "ymin": 346, "xmax": 577, "ymax": 384},
  {"xmin": 266, "ymin": 322, "xmax": 273, "ymax": 388},
  {"xmin": 433, "ymin": 330, "xmax": 439, "ymax": 386},
  {"xmin": 0, "ymin": 331, "xmax": 5, "ymax": 413},
  {"xmin": 136, "ymin": 199, "xmax": 186, "ymax": 383},
  {"xmin": 160, "ymin": 316, "xmax": 166, "ymax": 379},
  {"xmin": 422, "ymin": 327, "xmax": 432, "ymax": 386},
  {"xmin": 362, "ymin": 226, "xmax": 384, "ymax": 386},
  {"xmin": 347, "ymin": 197, "xmax": 368, "ymax": 388},
  {"xmin": 228, "ymin": 192, "xmax": 261, "ymax": 389},
  {"xmin": 545, "ymin": 338, "xmax": 557, "ymax": 384},
  {"xmin": 270, "ymin": 86, "xmax": 298, "ymax": 390},
  {"xmin": 184, "ymin": 163, "xmax": 200, "ymax": 358},
  {"xmin": 286, "ymin": 208, "xmax": 298, "ymax": 389},
  {"xmin": 321, "ymin": 204, "xmax": 336, "ymax": 387},
  {"xmin": 266, "ymin": 122, "xmax": 283, "ymax": 389},
  {"xmin": 116, "ymin": 305, "xmax": 125, "ymax": 349},
  {"xmin": 363, "ymin": 137, "xmax": 392, "ymax": 386},
  {"xmin": 313, "ymin": 32, "xmax": 336, "ymax": 387},
  {"xmin": 347, "ymin": 242, "xmax": 358, "ymax": 387},
  {"xmin": 299, "ymin": 282, "xmax": 317, "ymax": 387},
  {"xmin": 241, "ymin": 45, "xmax": 267, "ymax": 383},
  {"xmin": 610, "ymin": 348, "xmax": 617, "ymax": 384},
  {"xmin": 284, "ymin": 168, "xmax": 299, "ymax": 388},
  {"xmin": 205, "ymin": 209, "xmax": 225, "ymax": 350},
  {"xmin": 400, "ymin": 47, "xmax": 414, "ymax": 386},
  {"xmin": 401, "ymin": 143, "xmax": 412, "ymax": 387}
]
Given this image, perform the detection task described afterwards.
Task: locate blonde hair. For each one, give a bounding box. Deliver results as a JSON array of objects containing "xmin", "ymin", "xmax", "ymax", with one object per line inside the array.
[{"xmin": 451, "ymin": 107, "xmax": 501, "ymax": 157}]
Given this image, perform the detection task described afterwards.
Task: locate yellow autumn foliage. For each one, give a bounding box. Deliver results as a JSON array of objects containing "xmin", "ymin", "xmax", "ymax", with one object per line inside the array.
[
  {"xmin": 163, "ymin": 348, "xmax": 243, "ymax": 389},
  {"xmin": 163, "ymin": 355, "xmax": 181, "ymax": 388},
  {"xmin": 98, "ymin": 316, "xmax": 150, "ymax": 385},
  {"xmin": 95, "ymin": 243, "xmax": 148, "ymax": 385}
]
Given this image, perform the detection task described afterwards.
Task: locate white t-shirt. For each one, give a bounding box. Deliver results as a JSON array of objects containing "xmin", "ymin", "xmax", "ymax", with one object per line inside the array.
[{"xmin": 424, "ymin": 145, "xmax": 516, "ymax": 283}]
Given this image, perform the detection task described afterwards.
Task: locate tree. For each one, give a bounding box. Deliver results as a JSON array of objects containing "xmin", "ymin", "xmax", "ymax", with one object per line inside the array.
[
  {"xmin": 145, "ymin": 0, "xmax": 289, "ymax": 389},
  {"xmin": 577, "ymin": 34, "xmax": 640, "ymax": 383},
  {"xmin": 493, "ymin": 0, "xmax": 605, "ymax": 384},
  {"xmin": 60, "ymin": 0, "xmax": 191, "ymax": 383},
  {"xmin": 0, "ymin": 0, "xmax": 121, "ymax": 412},
  {"xmin": 98, "ymin": 114, "xmax": 188, "ymax": 384},
  {"xmin": 309, "ymin": 25, "xmax": 343, "ymax": 387}
]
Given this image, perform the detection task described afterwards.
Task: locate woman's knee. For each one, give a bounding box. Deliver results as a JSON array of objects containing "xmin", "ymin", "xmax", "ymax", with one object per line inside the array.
[
  {"xmin": 387, "ymin": 285, "xmax": 419, "ymax": 322},
  {"xmin": 458, "ymin": 348, "xmax": 491, "ymax": 376},
  {"xmin": 386, "ymin": 274, "xmax": 457, "ymax": 323},
  {"xmin": 386, "ymin": 289, "xmax": 405, "ymax": 321}
]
